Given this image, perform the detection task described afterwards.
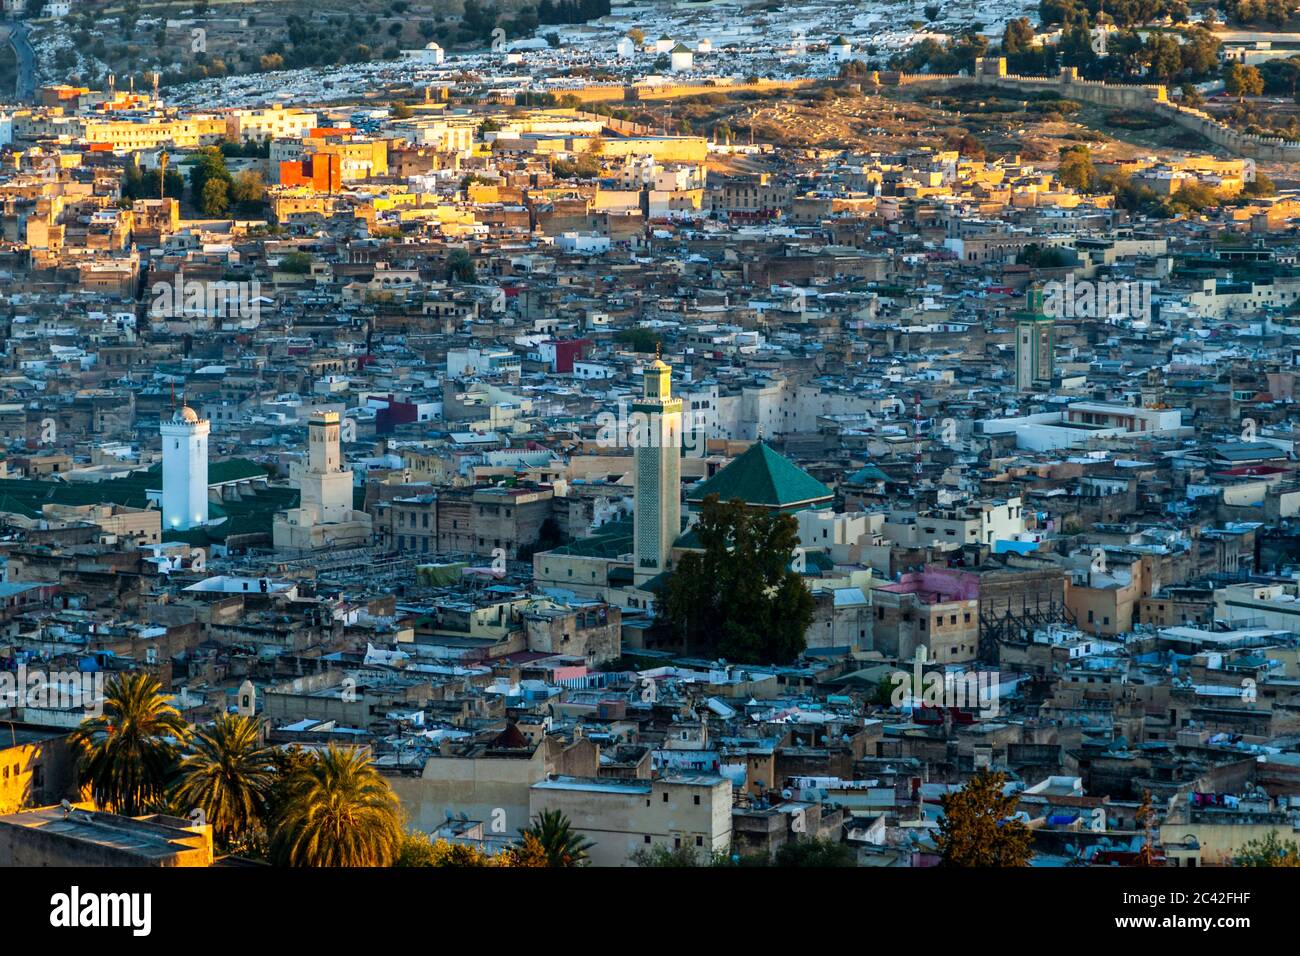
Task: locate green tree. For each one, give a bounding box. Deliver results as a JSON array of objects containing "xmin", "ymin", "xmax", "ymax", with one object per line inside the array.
[
  {"xmin": 659, "ymin": 494, "xmax": 815, "ymax": 664},
  {"xmin": 614, "ymin": 326, "xmax": 661, "ymax": 353},
  {"xmin": 1234, "ymin": 830, "xmax": 1300, "ymax": 866},
  {"xmin": 446, "ymin": 248, "xmax": 476, "ymax": 282},
  {"xmin": 229, "ymin": 170, "xmax": 267, "ymax": 212},
  {"xmin": 398, "ymin": 831, "xmax": 495, "ymax": 866},
  {"xmin": 1243, "ymin": 172, "xmax": 1276, "ymax": 197},
  {"xmin": 189, "ymin": 146, "xmax": 233, "ymax": 212},
  {"xmin": 270, "ymin": 745, "xmax": 404, "ymax": 867},
  {"xmin": 1057, "ymin": 145, "xmax": 1099, "ymax": 192},
  {"xmin": 775, "ymin": 837, "xmax": 857, "ymax": 866},
  {"xmin": 1224, "ymin": 62, "xmax": 1264, "ymax": 101},
  {"xmin": 630, "ymin": 843, "xmax": 707, "ymax": 866},
  {"xmin": 173, "ymin": 712, "xmax": 274, "ymax": 850},
  {"xmin": 1145, "ymin": 33, "xmax": 1183, "ymax": 82},
  {"xmin": 201, "ymin": 177, "xmax": 230, "ymax": 217},
  {"xmin": 69, "ymin": 672, "xmax": 189, "ymax": 816},
  {"xmin": 278, "ymin": 251, "xmax": 313, "ymax": 274},
  {"xmin": 519, "ymin": 809, "xmax": 593, "ymax": 866},
  {"xmin": 935, "ymin": 770, "xmax": 1033, "ymax": 867}
]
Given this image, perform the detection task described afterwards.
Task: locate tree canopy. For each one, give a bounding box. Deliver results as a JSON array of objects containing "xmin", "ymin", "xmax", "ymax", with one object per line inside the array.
[
  {"xmin": 658, "ymin": 494, "xmax": 814, "ymax": 664},
  {"xmin": 935, "ymin": 770, "xmax": 1034, "ymax": 867}
]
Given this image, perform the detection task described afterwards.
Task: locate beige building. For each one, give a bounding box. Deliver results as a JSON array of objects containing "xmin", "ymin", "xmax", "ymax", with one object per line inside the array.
[
  {"xmin": 529, "ymin": 773, "xmax": 733, "ymax": 867},
  {"xmin": 392, "ymin": 730, "xmax": 598, "ymax": 836},
  {"xmin": 226, "ymin": 105, "xmax": 318, "ymax": 143},
  {"xmin": 273, "ymin": 411, "xmax": 373, "ymax": 551}
]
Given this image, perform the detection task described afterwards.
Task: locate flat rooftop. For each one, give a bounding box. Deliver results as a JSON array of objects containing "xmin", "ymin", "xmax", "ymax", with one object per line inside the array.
[{"xmin": 0, "ymin": 807, "xmax": 205, "ymax": 861}]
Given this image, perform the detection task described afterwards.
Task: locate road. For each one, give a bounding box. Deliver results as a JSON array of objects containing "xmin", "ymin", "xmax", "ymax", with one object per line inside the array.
[{"xmin": 0, "ymin": 20, "xmax": 35, "ymax": 103}]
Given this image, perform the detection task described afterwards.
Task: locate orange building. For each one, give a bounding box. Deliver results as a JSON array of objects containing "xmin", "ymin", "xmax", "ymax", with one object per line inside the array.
[{"xmin": 279, "ymin": 153, "xmax": 343, "ymax": 193}]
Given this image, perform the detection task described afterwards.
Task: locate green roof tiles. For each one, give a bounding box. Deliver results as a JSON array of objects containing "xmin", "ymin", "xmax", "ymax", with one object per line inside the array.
[{"xmin": 686, "ymin": 442, "xmax": 833, "ymax": 512}]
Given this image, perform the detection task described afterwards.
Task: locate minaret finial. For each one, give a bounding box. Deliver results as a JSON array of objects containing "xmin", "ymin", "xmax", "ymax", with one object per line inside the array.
[{"xmin": 655, "ymin": 341, "xmax": 661, "ymax": 361}]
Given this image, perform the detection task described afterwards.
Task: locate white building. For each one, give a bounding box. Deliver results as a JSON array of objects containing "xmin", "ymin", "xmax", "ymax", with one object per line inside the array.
[
  {"xmin": 828, "ymin": 36, "xmax": 853, "ymax": 61},
  {"xmin": 400, "ymin": 42, "xmax": 445, "ymax": 65},
  {"xmin": 556, "ymin": 232, "xmax": 611, "ymax": 255},
  {"xmin": 616, "ymin": 36, "xmax": 636, "ymax": 58},
  {"xmin": 160, "ymin": 405, "xmax": 209, "ymax": 531},
  {"xmin": 670, "ymin": 43, "xmax": 694, "ymax": 72}
]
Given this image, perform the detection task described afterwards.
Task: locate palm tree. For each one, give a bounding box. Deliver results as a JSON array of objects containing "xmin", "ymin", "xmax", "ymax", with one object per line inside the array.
[
  {"xmin": 520, "ymin": 809, "xmax": 594, "ymax": 867},
  {"xmin": 173, "ymin": 712, "xmax": 274, "ymax": 850},
  {"xmin": 270, "ymin": 745, "xmax": 403, "ymax": 867},
  {"xmin": 69, "ymin": 672, "xmax": 189, "ymax": 816}
]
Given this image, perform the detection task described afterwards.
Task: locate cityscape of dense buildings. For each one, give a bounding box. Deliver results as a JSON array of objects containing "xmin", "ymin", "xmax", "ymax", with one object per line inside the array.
[{"xmin": 0, "ymin": 0, "xmax": 1296, "ymax": 888}]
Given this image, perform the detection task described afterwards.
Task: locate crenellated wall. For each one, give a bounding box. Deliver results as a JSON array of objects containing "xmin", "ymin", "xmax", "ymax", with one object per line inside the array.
[{"xmin": 879, "ymin": 57, "xmax": 1300, "ymax": 162}]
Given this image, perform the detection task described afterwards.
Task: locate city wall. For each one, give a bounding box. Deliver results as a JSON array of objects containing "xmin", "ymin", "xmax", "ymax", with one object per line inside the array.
[{"xmin": 882, "ymin": 58, "xmax": 1300, "ymax": 162}]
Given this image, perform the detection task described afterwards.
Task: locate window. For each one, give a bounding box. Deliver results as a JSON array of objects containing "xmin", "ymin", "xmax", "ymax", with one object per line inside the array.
[
  {"xmin": 644, "ymin": 834, "xmax": 651, "ymax": 843},
  {"xmin": 693, "ymin": 794, "xmax": 700, "ymax": 805},
  {"xmin": 663, "ymin": 792, "xmax": 669, "ymax": 803}
]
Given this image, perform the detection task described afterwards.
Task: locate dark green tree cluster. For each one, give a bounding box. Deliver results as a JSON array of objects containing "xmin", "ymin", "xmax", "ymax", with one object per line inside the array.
[
  {"xmin": 1221, "ymin": 0, "xmax": 1298, "ymax": 26},
  {"xmin": 890, "ymin": 32, "xmax": 989, "ymax": 74},
  {"xmin": 189, "ymin": 147, "xmax": 234, "ymax": 217},
  {"xmin": 460, "ymin": 0, "xmax": 500, "ymax": 41},
  {"xmin": 1018, "ymin": 243, "xmax": 1071, "ymax": 268},
  {"xmin": 1000, "ymin": 18, "xmax": 1058, "ymax": 74},
  {"xmin": 658, "ymin": 495, "xmax": 815, "ymax": 664},
  {"xmin": 1039, "ymin": 0, "xmax": 1190, "ymax": 27},
  {"xmin": 446, "ymin": 248, "xmax": 477, "ymax": 283},
  {"xmin": 614, "ymin": 326, "xmax": 662, "ymax": 353},
  {"xmin": 121, "ymin": 162, "xmax": 185, "ymax": 202},
  {"xmin": 267, "ymin": 15, "xmax": 379, "ymax": 69},
  {"xmin": 1257, "ymin": 55, "xmax": 1300, "ymax": 99},
  {"xmin": 219, "ymin": 140, "xmax": 272, "ymax": 159},
  {"xmin": 538, "ymin": 0, "xmax": 610, "ymax": 24},
  {"xmin": 1097, "ymin": 28, "xmax": 1221, "ymax": 82}
]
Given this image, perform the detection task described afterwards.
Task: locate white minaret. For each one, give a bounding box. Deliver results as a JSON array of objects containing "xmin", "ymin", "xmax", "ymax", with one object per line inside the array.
[
  {"xmin": 161, "ymin": 404, "xmax": 209, "ymax": 530},
  {"xmin": 633, "ymin": 352, "xmax": 682, "ymax": 587}
]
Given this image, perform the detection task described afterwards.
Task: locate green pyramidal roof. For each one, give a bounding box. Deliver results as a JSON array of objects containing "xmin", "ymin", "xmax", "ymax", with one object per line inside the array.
[{"xmin": 687, "ymin": 442, "xmax": 833, "ymax": 511}]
